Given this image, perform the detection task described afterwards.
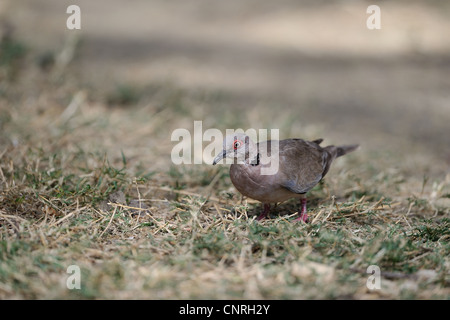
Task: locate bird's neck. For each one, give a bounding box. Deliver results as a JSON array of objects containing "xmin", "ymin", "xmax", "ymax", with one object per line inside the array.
[{"xmin": 249, "ymin": 152, "xmax": 260, "ymax": 166}]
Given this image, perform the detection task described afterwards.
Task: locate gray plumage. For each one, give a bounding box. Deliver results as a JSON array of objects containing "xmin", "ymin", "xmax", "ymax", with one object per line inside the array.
[{"xmin": 213, "ymin": 133, "xmax": 358, "ymax": 221}]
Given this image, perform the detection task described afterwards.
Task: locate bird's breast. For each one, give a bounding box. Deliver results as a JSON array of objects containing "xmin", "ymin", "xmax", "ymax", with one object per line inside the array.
[{"xmin": 229, "ymin": 164, "xmax": 296, "ymax": 203}]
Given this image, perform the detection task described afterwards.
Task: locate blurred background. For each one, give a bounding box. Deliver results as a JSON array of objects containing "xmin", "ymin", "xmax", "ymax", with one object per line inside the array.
[
  {"xmin": 2, "ymin": 0, "xmax": 450, "ymax": 300},
  {"xmin": 1, "ymin": 0, "xmax": 449, "ymax": 178}
]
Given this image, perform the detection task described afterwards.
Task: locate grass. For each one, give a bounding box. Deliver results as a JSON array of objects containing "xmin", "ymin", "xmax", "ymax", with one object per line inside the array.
[
  {"xmin": 0, "ymin": 33, "xmax": 27, "ymax": 81},
  {"xmin": 0, "ymin": 33, "xmax": 449, "ymax": 300},
  {"xmin": 1, "ymin": 122, "xmax": 448, "ymax": 300}
]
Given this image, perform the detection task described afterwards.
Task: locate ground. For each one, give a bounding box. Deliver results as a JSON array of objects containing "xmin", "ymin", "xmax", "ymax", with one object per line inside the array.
[{"xmin": 0, "ymin": 0, "xmax": 449, "ymax": 299}]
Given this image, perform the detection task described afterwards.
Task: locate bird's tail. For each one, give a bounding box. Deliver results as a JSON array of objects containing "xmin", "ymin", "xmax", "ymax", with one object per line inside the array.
[
  {"xmin": 335, "ymin": 144, "xmax": 359, "ymax": 157},
  {"xmin": 324, "ymin": 144, "xmax": 359, "ymax": 159},
  {"xmin": 320, "ymin": 143, "xmax": 359, "ymax": 178}
]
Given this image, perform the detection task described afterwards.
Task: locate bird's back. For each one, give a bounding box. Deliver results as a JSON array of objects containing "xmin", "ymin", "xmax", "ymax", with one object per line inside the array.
[{"xmin": 270, "ymin": 139, "xmax": 329, "ymax": 194}]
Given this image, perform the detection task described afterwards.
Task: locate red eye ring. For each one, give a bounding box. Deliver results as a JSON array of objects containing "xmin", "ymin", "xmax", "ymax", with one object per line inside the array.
[{"xmin": 233, "ymin": 140, "xmax": 243, "ymax": 150}]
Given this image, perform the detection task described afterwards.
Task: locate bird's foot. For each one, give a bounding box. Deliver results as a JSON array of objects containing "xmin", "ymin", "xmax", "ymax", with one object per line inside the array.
[
  {"xmin": 294, "ymin": 198, "xmax": 308, "ymax": 223},
  {"xmin": 256, "ymin": 203, "xmax": 271, "ymax": 221},
  {"xmin": 294, "ymin": 212, "xmax": 308, "ymax": 223},
  {"xmin": 256, "ymin": 213, "xmax": 267, "ymax": 221}
]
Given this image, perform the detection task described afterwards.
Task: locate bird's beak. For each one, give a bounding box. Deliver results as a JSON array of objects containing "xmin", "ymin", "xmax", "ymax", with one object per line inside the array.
[{"xmin": 213, "ymin": 150, "xmax": 226, "ymax": 165}]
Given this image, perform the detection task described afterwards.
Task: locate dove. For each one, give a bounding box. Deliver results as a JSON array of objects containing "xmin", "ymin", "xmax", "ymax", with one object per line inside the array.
[{"xmin": 212, "ymin": 133, "xmax": 358, "ymax": 222}]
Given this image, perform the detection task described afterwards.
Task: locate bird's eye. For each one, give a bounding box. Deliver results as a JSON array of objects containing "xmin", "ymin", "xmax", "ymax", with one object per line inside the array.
[{"xmin": 233, "ymin": 140, "xmax": 242, "ymax": 150}]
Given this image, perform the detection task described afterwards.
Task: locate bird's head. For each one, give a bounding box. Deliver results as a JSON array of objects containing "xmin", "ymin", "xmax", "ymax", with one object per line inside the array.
[{"xmin": 212, "ymin": 133, "xmax": 258, "ymax": 165}]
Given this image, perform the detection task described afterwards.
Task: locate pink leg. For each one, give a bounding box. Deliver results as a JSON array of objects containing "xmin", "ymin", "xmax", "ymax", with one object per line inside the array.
[
  {"xmin": 256, "ymin": 203, "xmax": 271, "ymax": 221},
  {"xmin": 294, "ymin": 198, "xmax": 308, "ymax": 222}
]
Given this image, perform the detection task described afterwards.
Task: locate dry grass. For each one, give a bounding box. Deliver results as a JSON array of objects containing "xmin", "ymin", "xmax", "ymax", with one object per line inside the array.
[
  {"xmin": 1, "ymin": 83, "xmax": 448, "ymax": 299},
  {"xmin": 1, "ymin": 6, "xmax": 449, "ymax": 299}
]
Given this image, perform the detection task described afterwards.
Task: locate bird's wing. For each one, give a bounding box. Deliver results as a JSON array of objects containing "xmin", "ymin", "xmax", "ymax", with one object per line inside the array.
[{"xmin": 276, "ymin": 139, "xmax": 328, "ymax": 194}]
